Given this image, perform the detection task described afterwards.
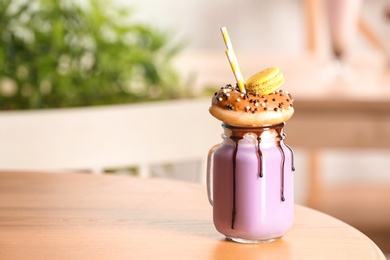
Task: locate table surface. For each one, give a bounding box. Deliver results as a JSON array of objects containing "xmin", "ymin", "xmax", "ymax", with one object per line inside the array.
[{"xmin": 0, "ymin": 171, "xmax": 386, "ymax": 260}]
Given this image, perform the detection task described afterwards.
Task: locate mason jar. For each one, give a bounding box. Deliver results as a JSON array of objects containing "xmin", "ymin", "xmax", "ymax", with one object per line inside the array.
[{"xmin": 207, "ymin": 122, "xmax": 295, "ymax": 243}]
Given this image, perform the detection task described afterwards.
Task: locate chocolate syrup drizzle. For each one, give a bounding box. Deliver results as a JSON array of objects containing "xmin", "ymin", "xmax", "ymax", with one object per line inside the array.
[
  {"xmin": 226, "ymin": 123, "xmax": 295, "ymax": 229},
  {"xmin": 257, "ymin": 137, "xmax": 264, "ymax": 178},
  {"xmin": 230, "ymin": 136, "xmax": 241, "ymax": 229},
  {"xmin": 277, "ymin": 144, "xmax": 286, "ymax": 202}
]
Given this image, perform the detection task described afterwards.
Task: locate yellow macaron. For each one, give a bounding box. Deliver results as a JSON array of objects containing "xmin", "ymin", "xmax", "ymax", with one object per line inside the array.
[{"xmin": 245, "ymin": 67, "xmax": 285, "ymax": 95}]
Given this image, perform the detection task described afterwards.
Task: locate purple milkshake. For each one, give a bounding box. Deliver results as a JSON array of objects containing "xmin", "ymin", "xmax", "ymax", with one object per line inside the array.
[
  {"xmin": 207, "ymin": 123, "xmax": 294, "ymax": 243},
  {"xmin": 207, "ymin": 67, "xmax": 295, "ymax": 243}
]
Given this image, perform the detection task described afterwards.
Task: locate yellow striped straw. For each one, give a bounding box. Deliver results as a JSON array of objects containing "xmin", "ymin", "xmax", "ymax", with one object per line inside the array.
[
  {"xmin": 221, "ymin": 27, "xmax": 233, "ymax": 50},
  {"xmin": 220, "ymin": 27, "xmax": 246, "ymax": 93},
  {"xmin": 225, "ymin": 50, "xmax": 246, "ymax": 92}
]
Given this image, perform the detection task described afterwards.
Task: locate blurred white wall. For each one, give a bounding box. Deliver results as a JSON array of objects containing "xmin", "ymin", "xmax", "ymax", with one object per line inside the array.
[
  {"xmin": 128, "ymin": 0, "xmax": 305, "ymax": 53},
  {"xmin": 126, "ymin": 0, "xmax": 389, "ymax": 54}
]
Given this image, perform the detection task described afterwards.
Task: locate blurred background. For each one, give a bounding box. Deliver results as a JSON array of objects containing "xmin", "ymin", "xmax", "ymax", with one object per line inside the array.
[{"xmin": 0, "ymin": 0, "xmax": 389, "ymax": 255}]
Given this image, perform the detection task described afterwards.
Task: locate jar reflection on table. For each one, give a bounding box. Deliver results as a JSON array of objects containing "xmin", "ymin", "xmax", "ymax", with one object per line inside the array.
[{"xmin": 207, "ymin": 123, "xmax": 295, "ymax": 243}]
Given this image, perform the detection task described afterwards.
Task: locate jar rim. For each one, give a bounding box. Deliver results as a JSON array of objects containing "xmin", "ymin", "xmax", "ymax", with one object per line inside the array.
[
  {"xmin": 221, "ymin": 122, "xmax": 285, "ymax": 142},
  {"xmin": 222, "ymin": 122, "xmax": 285, "ymax": 131}
]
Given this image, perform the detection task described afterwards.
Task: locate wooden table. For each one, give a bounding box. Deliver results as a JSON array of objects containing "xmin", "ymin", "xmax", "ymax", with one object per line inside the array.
[{"xmin": 0, "ymin": 171, "xmax": 386, "ymax": 260}]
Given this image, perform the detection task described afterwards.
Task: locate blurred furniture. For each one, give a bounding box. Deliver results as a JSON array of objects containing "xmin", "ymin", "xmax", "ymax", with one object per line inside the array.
[
  {"xmin": 286, "ymin": 71, "xmax": 390, "ymax": 253},
  {"xmin": 288, "ymin": 100, "xmax": 390, "ymax": 252},
  {"xmin": 0, "ymin": 99, "xmax": 220, "ymax": 183},
  {"xmin": 304, "ymin": 0, "xmax": 323, "ymax": 54},
  {"xmin": 304, "ymin": 0, "xmax": 389, "ymax": 56},
  {"xmin": 0, "ymin": 170, "xmax": 386, "ymax": 260},
  {"xmin": 300, "ymin": 2, "xmax": 390, "ymax": 251}
]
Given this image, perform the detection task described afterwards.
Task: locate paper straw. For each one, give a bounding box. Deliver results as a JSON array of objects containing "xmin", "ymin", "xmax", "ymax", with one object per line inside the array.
[
  {"xmin": 220, "ymin": 27, "xmax": 246, "ymax": 93},
  {"xmin": 225, "ymin": 50, "xmax": 246, "ymax": 92},
  {"xmin": 221, "ymin": 27, "xmax": 234, "ymax": 50}
]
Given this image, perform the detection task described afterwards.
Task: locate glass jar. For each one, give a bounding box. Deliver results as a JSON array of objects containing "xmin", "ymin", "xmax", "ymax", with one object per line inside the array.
[{"xmin": 207, "ymin": 123, "xmax": 295, "ymax": 243}]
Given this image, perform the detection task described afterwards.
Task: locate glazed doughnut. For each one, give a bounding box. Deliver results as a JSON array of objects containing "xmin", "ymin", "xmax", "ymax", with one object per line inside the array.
[{"xmin": 209, "ymin": 84, "xmax": 294, "ymax": 127}]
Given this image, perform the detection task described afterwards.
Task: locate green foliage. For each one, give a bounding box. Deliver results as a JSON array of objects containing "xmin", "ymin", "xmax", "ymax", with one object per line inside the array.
[{"xmin": 0, "ymin": 0, "xmax": 187, "ymax": 110}]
